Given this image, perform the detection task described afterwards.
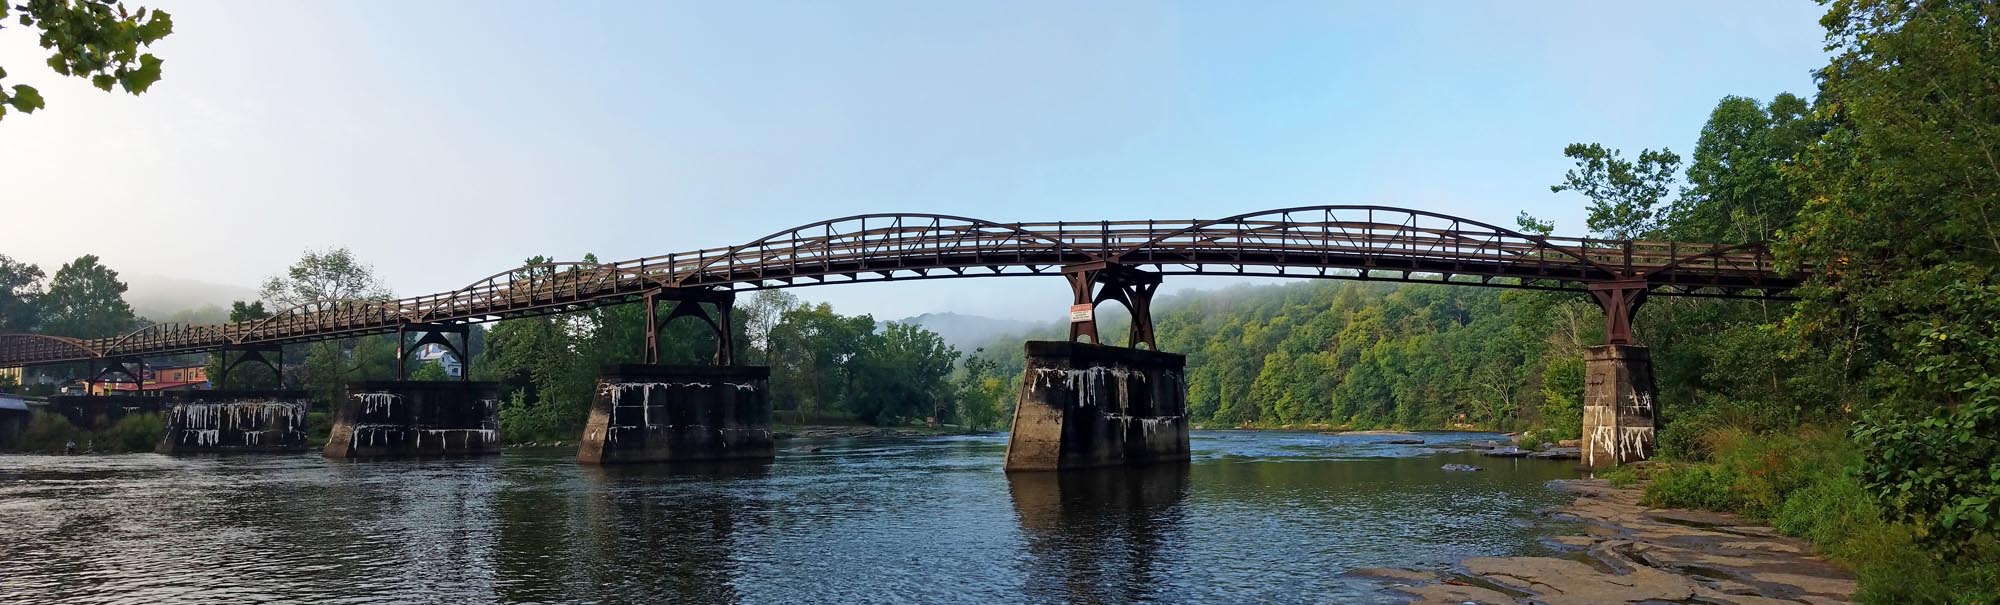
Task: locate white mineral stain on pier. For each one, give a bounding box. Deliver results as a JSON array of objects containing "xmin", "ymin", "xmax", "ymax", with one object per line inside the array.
[{"xmin": 171, "ymin": 400, "xmax": 308, "ymax": 447}]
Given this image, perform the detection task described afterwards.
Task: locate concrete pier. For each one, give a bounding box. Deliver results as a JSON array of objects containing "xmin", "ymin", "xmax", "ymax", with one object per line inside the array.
[
  {"xmin": 1004, "ymin": 341, "xmax": 1189, "ymax": 472},
  {"xmin": 578, "ymin": 364, "xmax": 774, "ymax": 464},
  {"xmin": 1582, "ymin": 344, "xmax": 1657, "ymax": 467},
  {"xmin": 157, "ymin": 390, "xmax": 310, "ymax": 453},
  {"xmin": 324, "ymin": 381, "xmax": 501, "ymax": 458}
]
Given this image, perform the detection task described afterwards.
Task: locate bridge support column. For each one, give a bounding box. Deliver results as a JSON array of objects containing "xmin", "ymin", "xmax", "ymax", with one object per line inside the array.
[
  {"xmin": 577, "ymin": 364, "xmax": 773, "ymax": 464},
  {"xmin": 157, "ymin": 390, "xmax": 310, "ymax": 453},
  {"xmin": 1583, "ymin": 280, "xmax": 1657, "ymax": 467},
  {"xmin": 1064, "ymin": 262, "xmax": 1160, "ymax": 350},
  {"xmin": 644, "ymin": 288, "xmax": 736, "ymax": 366},
  {"xmin": 396, "ymin": 323, "xmax": 470, "ymax": 381},
  {"xmin": 1583, "ymin": 345, "xmax": 1657, "ymax": 467},
  {"xmin": 1004, "ymin": 341, "xmax": 1188, "ymax": 471},
  {"xmin": 324, "ymin": 381, "xmax": 501, "ymax": 458},
  {"xmin": 215, "ymin": 344, "xmax": 284, "ymax": 389}
]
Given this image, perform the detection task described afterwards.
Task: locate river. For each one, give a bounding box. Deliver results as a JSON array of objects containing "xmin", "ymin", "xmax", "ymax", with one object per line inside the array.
[{"xmin": 0, "ymin": 430, "xmax": 1581, "ymax": 604}]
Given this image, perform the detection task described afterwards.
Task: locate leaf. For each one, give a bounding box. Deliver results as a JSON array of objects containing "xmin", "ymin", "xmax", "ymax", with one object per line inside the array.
[
  {"xmin": 119, "ymin": 54, "xmax": 162, "ymax": 94},
  {"xmin": 90, "ymin": 74, "xmax": 114, "ymax": 92},
  {"xmin": 46, "ymin": 54, "xmax": 69, "ymax": 76},
  {"xmin": 8, "ymin": 84, "xmax": 43, "ymax": 113}
]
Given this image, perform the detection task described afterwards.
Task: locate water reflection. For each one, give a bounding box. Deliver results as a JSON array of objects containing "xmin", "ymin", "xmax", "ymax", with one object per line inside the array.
[
  {"xmin": 1009, "ymin": 465, "xmax": 1190, "ymax": 605},
  {"xmin": 0, "ymin": 431, "xmax": 1583, "ymax": 604},
  {"xmin": 496, "ymin": 461, "xmax": 774, "ymax": 603}
]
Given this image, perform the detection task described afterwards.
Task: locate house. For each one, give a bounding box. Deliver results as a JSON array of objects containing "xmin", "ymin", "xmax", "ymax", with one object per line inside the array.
[
  {"xmin": 85, "ymin": 364, "xmax": 211, "ymax": 395},
  {"xmin": 412, "ymin": 343, "xmax": 465, "ymax": 378}
]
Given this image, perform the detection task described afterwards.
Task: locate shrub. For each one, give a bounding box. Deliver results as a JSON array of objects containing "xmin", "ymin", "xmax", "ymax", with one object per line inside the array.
[
  {"xmin": 97, "ymin": 413, "xmax": 162, "ymax": 452},
  {"xmin": 14, "ymin": 411, "xmax": 84, "ymax": 452}
]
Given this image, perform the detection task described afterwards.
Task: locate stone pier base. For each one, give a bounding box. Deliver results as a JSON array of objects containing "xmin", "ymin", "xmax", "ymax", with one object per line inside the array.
[
  {"xmin": 157, "ymin": 390, "xmax": 310, "ymax": 454},
  {"xmin": 1583, "ymin": 344, "xmax": 1657, "ymax": 468},
  {"xmin": 1004, "ymin": 341, "xmax": 1189, "ymax": 472},
  {"xmin": 578, "ymin": 364, "xmax": 774, "ymax": 464},
  {"xmin": 324, "ymin": 381, "xmax": 501, "ymax": 459}
]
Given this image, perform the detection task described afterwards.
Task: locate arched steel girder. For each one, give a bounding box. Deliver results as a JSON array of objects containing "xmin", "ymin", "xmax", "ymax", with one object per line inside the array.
[
  {"xmin": 0, "ymin": 333, "xmax": 101, "ymax": 361},
  {"xmin": 1105, "ymin": 205, "xmax": 1626, "ymax": 278},
  {"xmin": 667, "ymin": 213, "xmax": 1099, "ymax": 288}
]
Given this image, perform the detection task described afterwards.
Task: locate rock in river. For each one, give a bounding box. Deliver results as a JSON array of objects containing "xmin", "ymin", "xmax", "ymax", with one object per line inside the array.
[
  {"xmin": 1440, "ymin": 464, "xmax": 1483, "ymax": 472},
  {"xmin": 1480, "ymin": 446, "xmax": 1530, "ymax": 458}
]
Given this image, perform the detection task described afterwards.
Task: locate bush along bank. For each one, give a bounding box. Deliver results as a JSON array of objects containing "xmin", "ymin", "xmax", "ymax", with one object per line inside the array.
[
  {"xmin": 1634, "ymin": 426, "xmax": 1998, "ymax": 605},
  {"xmin": 9, "ymin": 411, "xmax": 164, "ymax": 454}
]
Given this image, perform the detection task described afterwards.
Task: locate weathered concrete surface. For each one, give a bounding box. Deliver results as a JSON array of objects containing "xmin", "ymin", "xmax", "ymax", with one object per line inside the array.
[
  {"xmin": 577, "ymin": 364, "xmax": 774, "ymax": 464},
  {"xmin": 1003, "ymin": 340, "xmax": 1188, "ymax": 472},
  {"xmin": 1370, "ymin": 479, "xmax": 1857, "ymax": 605},
  {"xmin": 324, "ymin": 381, "xmax": 501, "ymax": 458},
  {"xmin": 157, "ymin": 390, "xmax": 310, "ymax": 454},
  {"xmin": 1583, "ymin": 344, "xmax": 1657, "ymax": 467},
  {"xmin": 47, "ymin": 395, "xmax": 167, "ymax": 430}
]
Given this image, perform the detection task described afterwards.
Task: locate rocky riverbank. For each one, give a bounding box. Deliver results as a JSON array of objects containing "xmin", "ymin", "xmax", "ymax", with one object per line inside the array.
[{"xmin": 1358, "ymin": 478, "xmax": 1858, "ymax": 605}]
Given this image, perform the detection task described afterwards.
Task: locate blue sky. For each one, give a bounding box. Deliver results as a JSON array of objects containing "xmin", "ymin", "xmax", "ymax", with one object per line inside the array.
[{"xmin": 0, "ymin": 1, "xmax": 1830, "ymax": 320}]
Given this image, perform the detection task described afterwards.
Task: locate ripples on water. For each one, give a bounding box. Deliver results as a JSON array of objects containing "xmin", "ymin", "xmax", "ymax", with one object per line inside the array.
[{"xmin": 0, "ymin": 431, "xmax": 1580, "ymax": 604}]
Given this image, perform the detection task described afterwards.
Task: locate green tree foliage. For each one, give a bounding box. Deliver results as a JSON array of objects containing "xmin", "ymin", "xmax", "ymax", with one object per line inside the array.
[
  {"xmin": 1777, "ymin": 0, "xmax": 2000, "ymax": 560},
  {"xmin": 766, "ymin": 302, "xmax": 875, "ymax": 421},
  {"xmin": 0, "ymin": 253, "xmax": 44, "ymax": 331},
  {"xmin": 953, "ymin": 350, "xmax": 1012, "ymax": 432},
  {"xmin": 1550, "ymin": 143, "xmax": 1683, "ymax": 239},
  {"xmin": 1138, "ymin": 281, "xmax": 1591, "ymax": 430},
  {"xmin": 259, "ymin": 247, "xmax": 391, "ymax": 310},
  {"xmin": 0, "ymin": 0, "xmax": 173, "ymax": 119},
  {"xmin": 38, "ymin": 254, "xmax": 133, "ymax": 338},
  {"xmin": 850, "ymin": 322, "xmax": 959, "ymax": 425},
  {"xmin": 1676, "ymin": 93, "xmax": 1818, "ymax": 243}
]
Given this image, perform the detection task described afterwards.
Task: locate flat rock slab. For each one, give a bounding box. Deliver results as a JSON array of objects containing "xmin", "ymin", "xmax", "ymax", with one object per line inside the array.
[{"xmin": 1381, "ymin": 479, "xmax": 1857, "ymax": 605}]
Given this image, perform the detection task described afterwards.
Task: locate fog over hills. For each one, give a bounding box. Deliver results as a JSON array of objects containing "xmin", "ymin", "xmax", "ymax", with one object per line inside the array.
[
  {"xmin": 882, "ymin": 312, "xmax": 1051, "ymax": 352},
  {"xmin": 122, "ymin": 273, "xmax": 258, "ymax": 324}
]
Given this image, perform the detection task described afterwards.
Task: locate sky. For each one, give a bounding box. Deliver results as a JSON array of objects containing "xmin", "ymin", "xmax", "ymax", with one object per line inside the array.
[{"xmin": 0, "ymin": 1, "xmax": 1831, "ymax": 321}]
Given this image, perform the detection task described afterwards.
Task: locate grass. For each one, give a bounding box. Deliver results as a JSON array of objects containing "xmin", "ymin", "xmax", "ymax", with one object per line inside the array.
[{"xmin": 1641, "ymin": 424, "xmax": 1999, "ymax": 604}]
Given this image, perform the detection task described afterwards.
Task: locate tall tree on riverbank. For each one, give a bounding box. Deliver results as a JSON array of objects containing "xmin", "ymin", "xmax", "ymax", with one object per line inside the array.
[
  {"xmin": 0, "ymin": 254, "xmax": 44, "ymax": 332},
  {"xmin": 38, "ymin": 254, "xmax": 133, "ymax": 338},
  {"xmin": 259, "ymin": 247, "xmax": 392, "ymax": 309}
]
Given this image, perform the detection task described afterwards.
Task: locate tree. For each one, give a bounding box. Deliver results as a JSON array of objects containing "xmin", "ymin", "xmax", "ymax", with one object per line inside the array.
[
  {"xmin": 766, "ymin": 303, "xmax": 875, "ymax": 421},
  {"xmin": 850, "ymin": 322, "xmax": 960, "ymax": 425},
  {"xmin": 38, "ymin": 254, "xmax": 133, "ymax": 338},
  {"xmin": 0, "ymin": 0, "xmax": 174, "ymax": 120},
  {"xmin": 1550, "ymin": 143, "xmax": 1682, "ymax": 239},
  {"xmin": 0, "ymin": 254, "xmax": 44, "ymax": 331},
  {"xmin": 953, "ymin": 350, "xmax": 1012, "ymax": 432},
  {"xmin": 1675, "ymin": 93, "xmax": 1818, "ymax": 243},
  {"xmin": 260, "ymin": 247, "xmax": 391, "ymax": 309}
]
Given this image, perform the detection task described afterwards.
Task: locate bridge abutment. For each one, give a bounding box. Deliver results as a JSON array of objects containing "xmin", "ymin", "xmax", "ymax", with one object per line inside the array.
[
  {"xmin": 1004, "ymin": 341, "xmax": 1189, "ymax": 472},
  {"xmin": 47, "ymin": 395, "xmax": 166, "ymax": 431},
  {"xmin": 157, "ymin": 390, "xmax": 310, "ymax": 453},
  {"xmin": 324, "ymin": 381, "xmax": 501, "ymax": 458},
  {"xmin": 1583, "ymin": 344, "xmax": 1657, "ymax": 467},
  {"xmin": 578, "ymin": 364, "xmax": 774, "ymax": 464}
]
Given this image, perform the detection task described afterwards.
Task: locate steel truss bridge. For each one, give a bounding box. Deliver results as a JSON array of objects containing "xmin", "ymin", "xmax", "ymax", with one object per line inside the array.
[{"xmin": 0, "ymin": 206, "xmax": 1802, "ymax": 370}]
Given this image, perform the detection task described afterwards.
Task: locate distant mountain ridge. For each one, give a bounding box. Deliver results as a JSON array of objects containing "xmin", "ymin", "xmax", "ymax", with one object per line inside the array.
[{"xmin": 882, "ymin": 312, "xmax": 1048, "ymax": 352}]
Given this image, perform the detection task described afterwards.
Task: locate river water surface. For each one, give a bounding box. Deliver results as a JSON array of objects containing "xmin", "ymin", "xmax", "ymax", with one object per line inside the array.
[{"xmin": 0, "ymin": 430, "xmax": 1580, "ymax": 604}]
